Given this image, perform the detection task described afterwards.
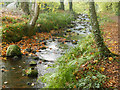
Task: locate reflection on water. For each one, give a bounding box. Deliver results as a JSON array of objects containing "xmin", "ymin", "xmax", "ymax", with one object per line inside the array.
[{"xmin": 2, "ymin": 57, "xmax": 39, "ymax": 88}]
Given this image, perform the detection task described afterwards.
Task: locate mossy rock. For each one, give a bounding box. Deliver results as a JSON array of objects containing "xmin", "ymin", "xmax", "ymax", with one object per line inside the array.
[
  {"xmin": 29, "ymin": 61, "xmax": 37, "ymax": 66},
  {"xmin": 32, "ymin": 56, "xmax": 39, "ymax": 60},
  {"xmin": 66, "ymin": 29, "xmax": 72, "ymax": 32},
  {"xmin": 41, "ymin": 46, "xmax": 46, "ymax": 50},
  {"xmin": 25, "ymin": 67, "xmax": 38, "ymax": 77},
  {"xmin": 6, "ymin": 45, "xmax": 22, "ymax": 57}
]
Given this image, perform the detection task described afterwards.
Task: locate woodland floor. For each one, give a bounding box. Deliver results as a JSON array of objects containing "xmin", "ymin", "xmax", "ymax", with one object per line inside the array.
[
  {"xmin": 98, "ymin": 15, "xmax": 119, "ymax": 88},
  {"xmin": 102, "ymin": 15, "xmax": 119, "ymax": 55}
]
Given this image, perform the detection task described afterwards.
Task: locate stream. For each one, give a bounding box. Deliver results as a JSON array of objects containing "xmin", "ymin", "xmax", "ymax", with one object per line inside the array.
[{"xmin": 1, "ymin": 14, "xmax": 91, "ymax": 88}]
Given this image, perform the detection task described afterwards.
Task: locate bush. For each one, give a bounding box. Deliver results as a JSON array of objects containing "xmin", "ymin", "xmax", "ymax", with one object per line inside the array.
[
  {"xmin": 40, "ymin": 34, "xmax": 106, "ymax": 88},
  {"xmin": 2, "ymin": 16, "xmax": 24, "ymax": 26},
  {"xmin": 2, "ymin": 22, "xmax": 27, "ymax": 42}
]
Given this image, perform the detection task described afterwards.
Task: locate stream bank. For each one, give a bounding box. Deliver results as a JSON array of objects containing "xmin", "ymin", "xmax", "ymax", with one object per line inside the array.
[{"xmin": 1, "ymin": 13, "xmax": 91, "ymax": 88}]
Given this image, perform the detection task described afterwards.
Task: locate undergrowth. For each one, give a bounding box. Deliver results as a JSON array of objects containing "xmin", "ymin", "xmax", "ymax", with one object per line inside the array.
[
  {"xmin": 39, "ymin": 34, "xmax": 106, "ymax": 89},
  {"xmin": 2, "ymin": 11, "xmax": 74, "ymax": 42},
  {"xmin": 36, "ymin": 11, "xmax": 74, "ymax": 32}
]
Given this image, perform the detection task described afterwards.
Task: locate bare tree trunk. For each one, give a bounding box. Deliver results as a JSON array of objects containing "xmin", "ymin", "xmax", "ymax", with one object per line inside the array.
[
  {"xmin": 30, "ymin": 2, "xmax": 35, "ymax": 16},
  {"xmin": 60, "ymin": 0, "xmax": 64, "ymax": 10},
  {"xmin": 26, "ymin": 0, "xmax": 40, "ymax": 37},
  {"xmin": 69, "ymin": 0, "xmax": 73, "ymax": 11},
  {"xmin": 89, "ymin": 1, "xmax": 112, "ymax": 57},
  {"xmin": 21, "ymin": 2, "xmax": 30, "ymax": 15},
  {"xmin": 32, "ymin": 2, "xmax": 35, "ymax": 11}
]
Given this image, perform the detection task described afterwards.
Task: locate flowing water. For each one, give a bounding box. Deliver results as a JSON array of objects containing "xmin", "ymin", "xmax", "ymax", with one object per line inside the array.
[{"xmin": 1, "ymin": 14, "xmax": 91, "ymax": 88}]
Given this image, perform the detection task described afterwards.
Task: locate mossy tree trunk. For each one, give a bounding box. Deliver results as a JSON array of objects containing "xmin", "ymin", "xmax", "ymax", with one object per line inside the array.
[
  {"xmin": 89, "ymin": 0, "xmax": 112, "ymax": 57},
  {"xmin": 69, "ymin": 0, "xmax": 73, "ymax": 11},
  {"xmin": 26, "ymin": 0, "xmax": 40, "ymax": 37},
  {"xmin": 21, "ymin": 2, "xmax": 30, "ymax": 15},
  {"xmin": 60, "ymin": 0, "xmax": 64, "ymax": 10}
]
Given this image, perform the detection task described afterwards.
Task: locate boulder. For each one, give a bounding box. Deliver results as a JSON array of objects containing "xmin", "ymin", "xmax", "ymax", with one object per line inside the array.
[
  {"xmin": 25, "ymin": 67, "xmax": 38, "ymax": 77},
  {"xmin": 6, "ymin": 45, "xmax": 22, "ymax": 57}
]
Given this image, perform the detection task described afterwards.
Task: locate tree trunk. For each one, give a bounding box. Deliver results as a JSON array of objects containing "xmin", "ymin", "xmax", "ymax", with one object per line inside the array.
[
  {"xmin": 60, "ymin": 0, "xmax": 64, "ymax": 10},
  {"xmin": 26, "ymin": 0, "xmax": 40, "ymax": 37},
  {"xmin": 89, "ymin": 0, "xmax": 111, "ymax": 57},
  {"xmin": 21, "ymin": 2, "xmax": 30, "ymax": 15},
  {"xmin": 32, "ymin": 2, "xmax": 35, "ymax": 11},
  {"xmin": 69, "ymin": 0, "xmax": 73, "ymax": 11},
  {"xmin": 117, "ymin": 1, "xmax": 120, "ymax": 16}
]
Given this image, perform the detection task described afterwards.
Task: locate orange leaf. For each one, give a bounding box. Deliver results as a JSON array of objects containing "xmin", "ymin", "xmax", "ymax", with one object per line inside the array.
[{"xmin": 108, "ymin": 57, "xmax": 113, "ymax": 61}]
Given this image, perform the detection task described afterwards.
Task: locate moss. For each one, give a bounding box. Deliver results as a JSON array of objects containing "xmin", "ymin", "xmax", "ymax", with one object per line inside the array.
[
  {"xmin": 29, "ymin": 61, "xmax": 37, "ymax": 66},
  {"xmin": 6, "ymin": 45, "xmax": 22, "ymax": 57},
  {"xmin": 26, "ymin": 67, "xmax": 38, "ymax": 77}
]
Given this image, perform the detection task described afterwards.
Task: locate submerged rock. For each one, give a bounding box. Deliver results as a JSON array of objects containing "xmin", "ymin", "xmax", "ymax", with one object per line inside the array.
[
  {"xmin": 25, "ymin": 67, "xmax": 38, "ymax": 77},
  {"xmin": 27, "ymin": 82, "xmax": 32, "ymax": 85},
  {"xmin": 67, "ymin": 24, "xmax": 74, "ymax": 28},
  {"xmin": 25, "ymin": 48, "xmax": 32, "ymax": 52},
  {"xmin": 32, "ymin": 56, "xmax": 39, "ymax": 60},
  {"xmin": 66, "ymin": 29, "xmax": 72, "ymax": 32},
  {"xmin": 40, "ymin": 46, "xmax": 46, "ymax": 50},
  {"xmin": 43, "ymin": 41, "xmax": 47, "ymax": 45},
  {"xmin": 6, "ymin": 45, "xmax": 22, "ymax": 57},
  {"xmin": 52, "ymin": 38, "xmax": 55, "ymax": 41},
  {"xmin": 72, "ymin": 40, "xmax": 78, "ymax": 44},
  {"xmin": 12, "ymin": 56, "xmax": 19, "ymax": 59},
  {"xmin": 29, "ymin": 61, "xmax": 37, "ymax": 66}
]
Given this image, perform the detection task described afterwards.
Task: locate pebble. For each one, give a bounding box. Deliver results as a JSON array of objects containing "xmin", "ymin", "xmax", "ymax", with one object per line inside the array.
[
  {"xmin": 19, "ymin": 66, "xmax": 21, "ymax": 68},
  {"xmin": 22, "ymin": 74, "xmax": 26, "ymax": 76},
  {"xmin": 27, "ymin": 82, "xmax": 32, "ymax": 85},
  {"xmin": 23, "ymin": 62, "xmax": 25, "ymax": 63},
  {"xmin": 4, "ymin": 81, "xmax": 8, "ymax": 84},
  {"xmin": 26, "ymin": 48, "xmax": 32, "ymax": 52},
  {"xmin": 65, "ymin": 40, "xmax": 70, "ymax": 42},
  {"xmin": 25, "ymin": 54, "xmax": 28, "ymax": 56},
  {"xmin": 31, "ymin": 83, "xmax": 35, "ymax": 86},
  {"xmin": 39, "ymin": 50, "xmax": 41, "ymax": 52},
  {"xmin": 31, "ymin": 50, "xmax": 36, "ymax": 54},
  {"xmin": 43, "ymin": 41, "xmax": 47, "ymax": 45},
  {"xmin": 12, "ymin": 67, "xmax": 16, "ymax": 70},
  {"xmin": 77, "ymin": 33, "xmax": 79, "ymax": 35},
  {"xmin": 39, "ymin": 61, "xmax": 42, "ymax": 64}
]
